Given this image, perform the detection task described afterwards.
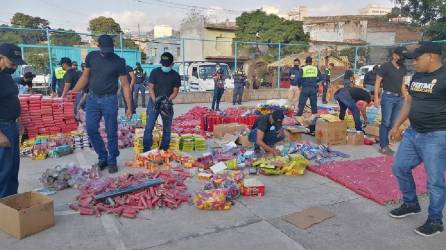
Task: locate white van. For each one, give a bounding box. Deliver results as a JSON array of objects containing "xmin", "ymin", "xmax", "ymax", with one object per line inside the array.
[{"xmin": 177, "ymin": 62, "xmax": 234, "ymax": 91}]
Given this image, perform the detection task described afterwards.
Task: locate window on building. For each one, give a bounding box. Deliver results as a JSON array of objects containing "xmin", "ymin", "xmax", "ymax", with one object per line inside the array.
[
  {"xmin": 152, "ymin": 48, "xmax": 157, "ymax": 57},
  {"xmin": 177, "ymin": 47, "xmax": 181, "ymax": 57},
  {"xmin": 192, "ymin": 67, "xmax": 198, "ymax": 78}
]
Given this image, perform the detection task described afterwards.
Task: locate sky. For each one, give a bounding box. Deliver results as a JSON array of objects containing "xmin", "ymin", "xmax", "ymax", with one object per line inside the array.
[{"xmin": 2, "ymin": 0, "xmax": 395, "ymax": 33}]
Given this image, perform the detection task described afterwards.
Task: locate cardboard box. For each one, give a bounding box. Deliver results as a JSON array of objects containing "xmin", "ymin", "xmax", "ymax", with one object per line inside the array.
[
  {"xmin": 364, "ymin": 124, "xmax": 380, "ymax": 137},
  {"xmin": 284, "ymin": 127, "xmax": 305, "ymax": 142},
  {"xmin": 236, "ymin": 135, "xmax": 252, "ymax": 147},
  {"xmin": 0, "ymin": 192, "xmax": 54, "ymax": 239},
  {"xmin": 347, "ymin": 131, "xmax": 364, "ymax": 145},
  {"xmin": 315, "ymin": 120, "xmax": 347, "ymax": 145},
  {"xmin": 213, "ymin": 123, "xmax": 247, "ymax": 138}
]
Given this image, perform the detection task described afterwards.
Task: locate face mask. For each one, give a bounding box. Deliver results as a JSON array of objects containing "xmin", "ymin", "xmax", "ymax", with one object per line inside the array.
[
  {"xmin": 2, "ymin": 67, "xmax": 16, "ymax": 74},
  {"xmin": 161, "ymin": 66, "xmax": 172, "ymax": 73}
]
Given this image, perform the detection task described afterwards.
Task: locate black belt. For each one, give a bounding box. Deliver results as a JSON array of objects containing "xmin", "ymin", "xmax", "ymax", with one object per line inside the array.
[
  {"xmin": 90, "ymin": 92, "xmax": 116, "ymax": 97},
  {"xmin": 383, "ymin": 91, "xmax": 401, "ymax": 97}
]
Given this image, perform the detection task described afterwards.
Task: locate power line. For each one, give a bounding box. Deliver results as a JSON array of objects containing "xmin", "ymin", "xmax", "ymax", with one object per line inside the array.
[{"xmin": 134, "ymin": 0, "xmax": 242, "ymax": 13}]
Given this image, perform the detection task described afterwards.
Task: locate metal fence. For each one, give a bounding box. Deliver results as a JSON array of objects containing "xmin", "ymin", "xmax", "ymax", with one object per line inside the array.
[{"xmin": 2, "ymin": 26, "xmax": 446, "ymax": 92}]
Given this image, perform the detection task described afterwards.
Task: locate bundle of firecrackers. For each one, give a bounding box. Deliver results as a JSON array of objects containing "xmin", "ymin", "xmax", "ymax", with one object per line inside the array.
[
  {"xmin": 281, "ymin": 142, "xmax": 350, "ymax": 164},
  {"xmin": 255, "ymin": 104, "xmax": 290, "ymax": 116},
  {"xmin": 179, "ymin": 134, "xmax": 207, "ymax": 152},
  {"xmin": 194, "ymin": 170, "xmax": 245, "ymax": 210},
  {"xmin": 172, "ymin": 106, "xmax": 217, "ymax": 135},
  {"xmin": 252, "ymin": 154, "xmax": 310, "ymax": 176},
  {"xmin": 129, "ymin": 149, "xmax": 195, "ymax": 171},
  {"xmin": 69, "ymin": 169, "xmax": 192, "ymax": 218},
  {"xmin": 19, "ymin": 94, "xmax": 78, "ymax": 138},
  {"xmin": 40, "ymin": 163, "xmax": 100, "ymax": 191}
]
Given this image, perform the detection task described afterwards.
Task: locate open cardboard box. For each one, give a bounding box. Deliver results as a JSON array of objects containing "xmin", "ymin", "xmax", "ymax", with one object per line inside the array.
[{"xmin": 0, "ymin": 192, "xmax": 54, "ymax": 239}]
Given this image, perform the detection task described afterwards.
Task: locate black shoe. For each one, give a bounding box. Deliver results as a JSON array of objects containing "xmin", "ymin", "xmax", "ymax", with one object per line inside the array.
[
  {"xmin": 97, "ymin": 161, "xmax": 108, "ymax": 171},
  {"xmin": 389, "ymin": 203, "xmax": 421, "ymax": 218},
  {"xmin": 108, "ymin": 165, "xmax": 118, "ymax": 174},
  {"xmin": 415, "ymin": 220, "xmax": 444, "ymax": 237}
]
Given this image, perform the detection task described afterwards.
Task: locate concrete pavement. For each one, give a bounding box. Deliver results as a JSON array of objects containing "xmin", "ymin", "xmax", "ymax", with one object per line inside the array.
[{"xmin": 1, "ymin": 101, "xmax": 445, "ymax": 250}]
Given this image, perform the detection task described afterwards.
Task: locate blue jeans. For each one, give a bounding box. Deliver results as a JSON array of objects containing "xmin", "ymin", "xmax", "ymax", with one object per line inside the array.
[
  {"xmin": 392, "ymin": 128, "xmax": 446, "ymax": 224},
  {"xmin": 133, "ymin": 84, "xmax": 146, "ymax": 108},
  {"xmin": 233, "ymin": 85, "xmax": 244, "ymax": 104},
  {"xmin": 212, "ymin": 88, "xmax": 225, "ymax": 110},
  {"xmin": 143, "ymin": 101, "xmax": 174, "ymax": 151},
  {"xmin": 0, "ymin": 121, "xmax": 20, "ymax": 198},
  {"xmin": 85, "ymin": 94, "xmax": 119, "ymax": 166},
  {"xmin": 380, "ymin": 93, "xmax": 403, "ymax": 148},
  {"xmin": 334, "ymin": 88, "xmax": 363, "ymax": 131},
  {"xmin": 249, "ymin": 129, "xmax": 284, "ymax": 146},
  {"xmin": 297, "ymin": 86, "xmax": 318, "ymax": 116}
]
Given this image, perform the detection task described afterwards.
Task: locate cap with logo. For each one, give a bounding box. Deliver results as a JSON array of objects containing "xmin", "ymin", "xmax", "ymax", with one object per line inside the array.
[
  {"xmin": 160, "ymin": 52, "xmax": 174, "ymax": 66},
  {"xmin": 271, "ymin": 110, "xmax": 285, "ymax": 127},
  {"xmin": 404, "ymin": 41, "xmax": 442, "ymax": 59},
  {"xmin": 98, "ymin": 34, "xmax": 115, "ymax": 53},
  {"xmin": 0, "ymin": 43, "xmax": 26, "ymax": 65}
]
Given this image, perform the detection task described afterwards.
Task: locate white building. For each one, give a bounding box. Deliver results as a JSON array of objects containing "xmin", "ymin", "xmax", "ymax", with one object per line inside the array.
[
  {"xmin": 154, "ymin": 25, "xmax": 173, "ymax": 39},
  {"xmin": 359, "ymin": 4, "xmax": 392, "ymax": 16},
  {"xmin": 288, "ymin": 5, "xmax": 308, "ymax": 21}
]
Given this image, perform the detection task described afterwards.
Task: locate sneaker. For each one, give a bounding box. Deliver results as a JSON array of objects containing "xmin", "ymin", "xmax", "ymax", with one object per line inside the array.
[
  {"xmin": 379, "ymin": 146, "xmax": 395, "ymax": 155},
  {"xmin": 108, "ymin": 165, "xmax": 118, "ymax": 174},
  {"xmin": 415, "ymin": 220, "xmax": 444, "ymax": 237},
  {"xmin": 96, "ymin": 161, "xmax": 108, "ymax": 171},
  {"xmin": 389, "ymin": 203, "xmax": 421, "ymax": 218}
]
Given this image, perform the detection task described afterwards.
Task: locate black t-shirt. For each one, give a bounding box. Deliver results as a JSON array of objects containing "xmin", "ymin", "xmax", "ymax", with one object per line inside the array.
[
  {"xmin": 252, "ymin": 115, "xmax": 281, "ymax": 133},
  {"xmin": 408, "ymin": 66, "xmax": 446, "ymax": 133},
  {"xmin": 348, "ymin": 87, "xmax": 371, "ymax": 103},
  {"xmin": 0, "ymin": 72, "xmax": 20, "ymax": 120},
  {"xmin": 364, "ymin": 71, "xmax": 377, "ymax": 86},
  {"xmin": 85, "ymin": 51, "xmax": 127, "ymax": 95},
  {"xmin": 135, "ymin": 68, "xmax": 146, "ymax": 85},
  {"xmin": 62, "ymin": 68, "xmax": 80, "ymax": 90},
  {"xmin": 148, "ymin": 67, "xmax": 181, "ymax": 98},
  {"xmin": 377, "ymin": 62, "xmax": 407, "ymax": 94},
  {"xmin": 344, "ymin": 70, "xmax": 353, "ymax": 80}
]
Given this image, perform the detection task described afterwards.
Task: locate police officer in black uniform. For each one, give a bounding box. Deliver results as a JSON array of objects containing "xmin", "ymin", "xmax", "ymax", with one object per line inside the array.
[{"xmin": 0, "ymin": 43, "xmax": 26, "ymax": 198}]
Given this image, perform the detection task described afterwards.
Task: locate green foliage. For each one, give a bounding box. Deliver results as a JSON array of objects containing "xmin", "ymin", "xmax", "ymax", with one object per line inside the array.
[
  {"xmin": 11, "ymin": 12, "xmax": 49, "ymax": 29},
  {"xmin": 88, "ymin": 16, "xmax": 122, "ymax": 34},
  {"xmin": 236, "ymin": 10, "xmax": 308, "ymax": 45},
  {"xmin": 0, "ymin": 30, "xmax": 23, "ymax": 44},
  {"xmin": 395, "ymin": 0, "xmax": 446, "ymax": 39},
  {"xmin": 50, "ymin": 29, "xmax": 82, "ymax": 46},
  {"xmin": 25, "ymin": 49, "xmax": 52, "ymax": 74}
]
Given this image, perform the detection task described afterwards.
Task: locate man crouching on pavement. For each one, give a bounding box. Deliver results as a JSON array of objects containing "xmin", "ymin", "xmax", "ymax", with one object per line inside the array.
[
  {"xmin": 249, "ymin": 110, "xmax": 285, "ymax": 156},
  {"xmin": 389, "ymin": 41, "xmax": 446, "ymax": 237}
]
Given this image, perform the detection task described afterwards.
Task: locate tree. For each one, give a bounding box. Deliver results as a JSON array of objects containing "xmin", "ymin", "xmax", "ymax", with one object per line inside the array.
[
  {"xmin": 11, "ymin": 12, "xmax": 50, "ymax": 29},
  {"xmin": 394, "ymin": 0, "xmax": 446, "ymax": 39},
  {"xmin": 0, "ymin": 25, "xmax": 24, "ymax": 44},
  {"xmin": 26, "ymin": 50, "xmax": 52, "ymax": 74},
  {"xmin": 50, "ymin": 29, "xmax": 82, "ymax": 46},
  {"xmin": 236, "ymin": 10, "xmax": 308, "ymax": 45},
  {"xmin": 10, "ymin": 12, "xmax": 50, "ymax": 43},
  {"xmin": 88, "ymin": 16, "xmax": 122, "ymax": 35}
]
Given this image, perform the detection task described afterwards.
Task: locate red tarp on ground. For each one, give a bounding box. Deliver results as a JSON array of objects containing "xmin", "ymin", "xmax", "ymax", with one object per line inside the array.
[{"xmin": 308, "ymin": 156, "xmax": 433, "ymax": 205}]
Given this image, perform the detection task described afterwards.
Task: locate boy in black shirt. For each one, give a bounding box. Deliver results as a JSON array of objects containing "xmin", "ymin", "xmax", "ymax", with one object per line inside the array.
[
  {"xmin": 334, "ymin": 87, "xmax": 371, "ymax": 131},
  {"xmin": 248, "ymin": 110, "xmax": 285, "ymax": 156},
  {"xmin": 143, "ymin": 52, "xmax": 181, "ymax": 152},
  {"xmin": 389, "ymin": 41, "xmax": 446, "ymax": 237},
  {"xmin": 61, "ymin": 57, "xmax": 80, "ymax": 98}
]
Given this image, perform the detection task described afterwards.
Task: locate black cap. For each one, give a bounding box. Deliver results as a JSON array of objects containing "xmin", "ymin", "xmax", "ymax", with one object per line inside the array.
[
  {"xmin": 271, "ymin": 110, "xmax": 285, "ymax": 126},
  {"xmin": 72, "ymin": 61, "xmax": 78, "ymax": 65},
  {"xmin": 393, "ymin": 46, "xmax": 407, "ymax": 56},
  {"xmin": 23, "ymin": 71, "xmax": 36, "ymax": 79},
  {"xmin": 404, "ymin": 41, "xmax": 442, "ymax": 59},
  {"xmin": 60, "ymin": 57, "xmax": 72, "ymax": 65},
  {"xmin": 305, "ymin": 56, "xmax": 312, "ymax": 64},
  {"xmin": 0, "ymin": 43, "xmax": 26, "ymax": 65},
  {"xmin": 160, "ymin": 52, "xmax": 174, "ymax": 66},
  {"xmin": 98, "ymin": 34, "xmax": 114, "ymax": 53}
]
